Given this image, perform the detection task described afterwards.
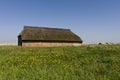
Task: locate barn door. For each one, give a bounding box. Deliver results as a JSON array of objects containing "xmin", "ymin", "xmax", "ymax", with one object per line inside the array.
[{"xmin": 18, "ymin": 36, "xmax": 22, "ymax": 46}]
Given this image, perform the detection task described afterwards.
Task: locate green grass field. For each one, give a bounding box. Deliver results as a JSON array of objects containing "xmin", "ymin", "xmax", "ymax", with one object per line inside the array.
[{"xmin": 0, "ymin": 44, "xmax": 120, "ymax": 80}]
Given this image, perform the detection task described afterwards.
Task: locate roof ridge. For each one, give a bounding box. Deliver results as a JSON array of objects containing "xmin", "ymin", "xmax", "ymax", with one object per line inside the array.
[{"xmin": 24, "ymin": 26, "xmax": 70, "ymax": 30}]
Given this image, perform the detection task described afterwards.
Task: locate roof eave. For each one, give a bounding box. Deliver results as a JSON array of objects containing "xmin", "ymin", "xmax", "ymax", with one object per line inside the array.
[{"xmin": 21, "ymin": 40, "xmax": 83, "ymax": 43}]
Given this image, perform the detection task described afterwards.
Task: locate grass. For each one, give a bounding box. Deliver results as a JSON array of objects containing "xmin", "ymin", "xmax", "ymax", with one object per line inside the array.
[{"xmin": 0, "ymin": 44, "xmax": 120, "ymax": 80}]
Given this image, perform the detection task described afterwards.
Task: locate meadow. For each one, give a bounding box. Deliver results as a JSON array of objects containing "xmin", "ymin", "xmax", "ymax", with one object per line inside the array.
[{"xmin": 0, "ymin": 44, "xmax": 120, "ymax": 80}]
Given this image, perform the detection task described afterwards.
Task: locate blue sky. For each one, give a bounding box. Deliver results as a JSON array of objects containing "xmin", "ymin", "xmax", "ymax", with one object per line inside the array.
[{"xmin": 0, "ymin": 0, "xmax": 120, "ymax": 44}]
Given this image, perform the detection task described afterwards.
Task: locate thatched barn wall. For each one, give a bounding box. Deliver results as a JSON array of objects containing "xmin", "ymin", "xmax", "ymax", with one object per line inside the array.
[{"xmin": 22, "ymin": 42, "xmax": 82, "ymax": 47}]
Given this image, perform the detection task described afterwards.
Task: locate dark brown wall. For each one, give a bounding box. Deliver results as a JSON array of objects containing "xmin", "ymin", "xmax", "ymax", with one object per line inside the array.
[{"xmin": 18, "ymin": 36, "xmax": 22, "ymax": 46}]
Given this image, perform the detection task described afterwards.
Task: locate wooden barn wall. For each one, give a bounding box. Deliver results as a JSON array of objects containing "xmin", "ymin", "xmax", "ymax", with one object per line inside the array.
[{"xmin": 22, "ymin": 42, "xmax": 82, "ymax": 47}]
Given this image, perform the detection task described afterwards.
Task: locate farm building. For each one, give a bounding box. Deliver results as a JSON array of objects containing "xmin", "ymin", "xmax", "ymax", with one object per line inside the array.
[{"xmin": 18, "ymin": 26, "xmax": 83, "ymax": 47}]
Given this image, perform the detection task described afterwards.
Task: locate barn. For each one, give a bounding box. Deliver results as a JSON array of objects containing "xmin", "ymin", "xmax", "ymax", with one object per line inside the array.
[{"xmin": 18, "ymin": 26, "xmax": 83, "ymax": 47}]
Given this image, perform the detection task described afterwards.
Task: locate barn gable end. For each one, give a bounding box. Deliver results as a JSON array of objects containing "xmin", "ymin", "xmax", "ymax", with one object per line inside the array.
[{"xmin": 18, "ymin": 26, "xmax": 83, "ymax": 47}]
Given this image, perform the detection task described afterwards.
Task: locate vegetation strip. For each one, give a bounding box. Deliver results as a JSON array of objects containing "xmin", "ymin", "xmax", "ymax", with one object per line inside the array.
[{"xmin": 0, "ymin": 44, "xmax": 120, "ymax": 80}]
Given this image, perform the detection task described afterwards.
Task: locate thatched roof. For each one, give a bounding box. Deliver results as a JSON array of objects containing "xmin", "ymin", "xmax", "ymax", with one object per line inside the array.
[{"xmin": 18, "ymin": 26, "xmax": 83, "ymax": 43}]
